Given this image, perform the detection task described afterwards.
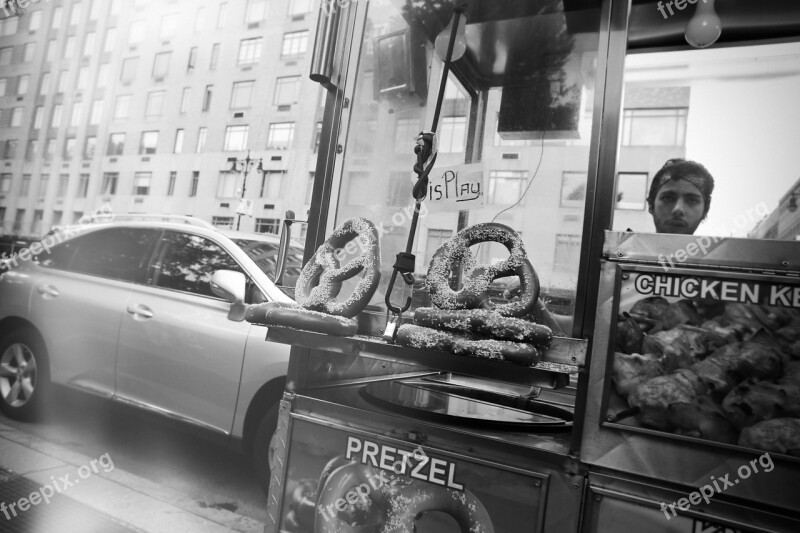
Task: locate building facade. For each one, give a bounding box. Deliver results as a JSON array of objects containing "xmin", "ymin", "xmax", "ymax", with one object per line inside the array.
[{"xmin": 0, "ymin": 0, "xmax": 322, "ymax": 238}]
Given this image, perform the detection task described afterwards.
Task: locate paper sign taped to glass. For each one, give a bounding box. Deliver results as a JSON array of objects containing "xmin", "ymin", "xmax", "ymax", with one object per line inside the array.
[
  {"xmin": 236, "ymin": 198, "xmax": 254, "ymax": 216},
  {"xmin": 424, "ymin": 163, "xmax": 484, "ymax": 213}
]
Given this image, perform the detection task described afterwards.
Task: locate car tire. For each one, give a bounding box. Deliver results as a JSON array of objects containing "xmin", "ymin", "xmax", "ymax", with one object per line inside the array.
[
  {"xmin": 252, "ymin": 403, "xmax": 280, "ymax": 493},
  {"xmin": 0, "ymin": 328, "xmax": 49, "ymax": 421}
]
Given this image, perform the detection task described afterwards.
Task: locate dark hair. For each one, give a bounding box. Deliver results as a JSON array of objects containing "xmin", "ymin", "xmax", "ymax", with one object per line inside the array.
[{"xmin": 647, "ymin": 158, "xmax": 714, "ymax": 216}]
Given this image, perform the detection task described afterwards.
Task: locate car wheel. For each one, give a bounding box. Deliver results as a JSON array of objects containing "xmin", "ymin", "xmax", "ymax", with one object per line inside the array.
[
  {"xmin": 0, "ymin": 328, "xmax": 49, "ymax": 421},
  {"xmin": 252, "ymin": 403, "xmax": 280, "ymax": 493}
]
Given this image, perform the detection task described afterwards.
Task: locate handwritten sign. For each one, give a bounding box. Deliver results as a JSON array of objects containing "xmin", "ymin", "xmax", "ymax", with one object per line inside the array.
[{"xmin": 425, "ymin": 163, "xmax": 484, "ymax": 213}]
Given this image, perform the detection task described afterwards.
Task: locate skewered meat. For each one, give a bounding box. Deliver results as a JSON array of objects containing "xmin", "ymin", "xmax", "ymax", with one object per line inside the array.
[
  {"xmin": 690, "ymin": 355, "xmax": 738, "ymax": 397},
  {"xmin": 722, "ymin": 379, "xmax": 800, "ymax": 428},
  {"xmin": 612, "ymin": 352, "xmax": 664, "ymax": 397},
  {"xmin": 628, "ymin": 369, "xmax": 707, "ymax": 429},
  {"xmin": 738, "ymin": 418, "xmax": 800, "ymax": 456},
  {"xmin": 700, "ymin": 319, "xmax": 747, "ymax": 343},
  {"xmin": 692, "ymin": 298, "xmax": 726, "ymax": 320},
  {"xmin": 667, "ymin": 395, "xmax": 738, "ymax": 444},
  {"xmin": 642, "ymin": 325, "xmax": 726, "ymax": 371},
  {"xmin": 658, "ymin": 300, "xmax": 703, "ymax": 331},
  {"xmin": 690, "ymin": 341, "xmax": 784, "ymax": 397},
  {"xmin": 615, "ymin": 314, "xmax": 646, "ymax": 354},
  {"xmin": 780, "ymin": 361, "xmax": 800, "ymax": 385},
  {"xmin": 630, "ymin": 296, "xmax": 670, "ymax": 323}
]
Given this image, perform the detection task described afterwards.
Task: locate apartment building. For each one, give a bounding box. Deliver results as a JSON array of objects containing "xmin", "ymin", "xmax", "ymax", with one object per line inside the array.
[{"xmin": 0, "ymin": 0, "xmax": 323, "ymax": 237}]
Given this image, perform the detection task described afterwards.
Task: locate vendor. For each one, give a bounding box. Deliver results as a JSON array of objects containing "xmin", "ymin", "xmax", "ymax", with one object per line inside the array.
[{"xmin": 647, "ymin": 158, "xmax": 715, "ymax": 235}]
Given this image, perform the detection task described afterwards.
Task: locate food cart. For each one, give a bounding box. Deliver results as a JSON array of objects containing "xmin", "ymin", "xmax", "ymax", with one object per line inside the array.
[{"xmin": 256, "ymin": 1, "xmax": 800, "ymax": 531}]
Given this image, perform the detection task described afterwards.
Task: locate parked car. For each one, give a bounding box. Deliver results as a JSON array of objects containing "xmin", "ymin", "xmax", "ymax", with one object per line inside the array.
[{"xmin": 0, "ymin": 215, "xmax": 304, "ymax": 490}]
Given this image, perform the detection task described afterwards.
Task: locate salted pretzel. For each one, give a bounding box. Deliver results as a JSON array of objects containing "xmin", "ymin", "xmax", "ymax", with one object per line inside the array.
[
  {"xmin": 295, "ymin": 217, "xmax": 382, "ymax": 318},
  {"xmin": 426, "ymin": 222, "xmax": 539, "ymax": 317}
]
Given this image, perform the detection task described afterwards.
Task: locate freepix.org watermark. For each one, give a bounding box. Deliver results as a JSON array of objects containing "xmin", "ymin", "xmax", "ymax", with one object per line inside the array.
[
  {"xmin": 333, "ymin": 202, "xmax": 427, "ymax": 263},
  {"xmin": 656, "ymin": 0, "xmax": 710, "ymax": 20},
  {"xmin": 1, "ymin": 0, "xmax": 48, "ymax": 18},
  {"xmin": 657, "ymin": 201, "xmax": 769, "ymax": 272},
  {"xmin": 1, "ymin": 453, "xmax": 115, "ymax": 521},
  {"xmin": 660, "ymin": 453, "xmax": 774, "ymax": 520},
  {"xmin": 0, "ymin": 203, "xmax": 113, "ymax": 270}
]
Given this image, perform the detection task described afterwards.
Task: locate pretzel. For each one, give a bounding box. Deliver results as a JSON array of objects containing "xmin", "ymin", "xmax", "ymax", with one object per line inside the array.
[
  {"xmin": 295, "ymin": 217, "xmax": 381, "ymax": 318},
  {"xmin": 426, "ymin": 223, "xmax": 539, "ymax": 317},
  {"xmin": 384, "ymin": 482, "xmax": 494, "ymax": 533}
]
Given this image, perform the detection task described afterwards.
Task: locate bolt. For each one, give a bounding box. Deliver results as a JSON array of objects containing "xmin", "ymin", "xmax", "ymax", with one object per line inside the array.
[{"xmin": 781, "ymin": 260, "xmax": 789, "ymax": 267}]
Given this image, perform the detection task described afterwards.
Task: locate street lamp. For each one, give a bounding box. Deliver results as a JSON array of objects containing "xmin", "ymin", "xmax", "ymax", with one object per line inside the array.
[{"xmin": 229, "ymin": 150, "xmax": 263, "ymax": 230}]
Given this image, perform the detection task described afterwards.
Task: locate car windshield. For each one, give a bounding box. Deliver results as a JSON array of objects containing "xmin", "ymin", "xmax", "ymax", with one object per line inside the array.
[{"xmin": 232, "ymin": 238, "xmax": 304, "ymax": 296}]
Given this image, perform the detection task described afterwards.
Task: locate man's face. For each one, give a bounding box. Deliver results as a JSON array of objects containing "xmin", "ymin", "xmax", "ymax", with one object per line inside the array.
[{"xmin": 650, "ymin": 179, "xmax": 705, "ymax": 235}]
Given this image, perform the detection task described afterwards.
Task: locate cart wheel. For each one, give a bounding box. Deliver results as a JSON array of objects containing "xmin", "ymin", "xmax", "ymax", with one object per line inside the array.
[
  {"xmin": 0, "ymin": 328, "xmax": 50, "ymax": 421},
  {"xmin": 252, "ymin": 403, "xmax": 280, "ymax": 493}
]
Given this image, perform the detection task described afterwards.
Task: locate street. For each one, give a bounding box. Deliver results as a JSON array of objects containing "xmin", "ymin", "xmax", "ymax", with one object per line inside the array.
[{"xmin": 0, "ymin": 385, "xmax": 266, "ymax": 532}]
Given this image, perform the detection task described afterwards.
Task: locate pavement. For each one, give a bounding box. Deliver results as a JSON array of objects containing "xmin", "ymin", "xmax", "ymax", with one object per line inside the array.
[{"xmin": 0, "ymin": 420, "xmax": 264, "ymax": 533}]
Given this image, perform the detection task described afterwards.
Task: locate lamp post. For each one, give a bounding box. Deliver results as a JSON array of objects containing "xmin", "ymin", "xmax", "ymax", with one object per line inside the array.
[{"xmin": 229, "ymin": 150, "xmax": 263, "ymax": 230}]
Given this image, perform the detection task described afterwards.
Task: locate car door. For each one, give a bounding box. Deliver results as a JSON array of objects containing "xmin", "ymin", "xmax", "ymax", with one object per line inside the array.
[
  {"xmin": 115, "ymin": 230, "xmax": 252, "ymax": 434},
  {"xmin": 28, "ymin": 227, "xmax": 160, "ymax": 396}
]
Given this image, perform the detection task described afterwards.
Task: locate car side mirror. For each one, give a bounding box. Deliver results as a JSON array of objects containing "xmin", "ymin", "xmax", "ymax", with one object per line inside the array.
[{"xmin": 210, "ymin": 270, "xmax": 247, "ymax": 322}]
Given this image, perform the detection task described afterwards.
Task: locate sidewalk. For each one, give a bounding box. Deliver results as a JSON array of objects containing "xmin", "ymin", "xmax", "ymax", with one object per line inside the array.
[{"xmin": 0, "ymin": 421, "xmax": 264, "ymax": 533}]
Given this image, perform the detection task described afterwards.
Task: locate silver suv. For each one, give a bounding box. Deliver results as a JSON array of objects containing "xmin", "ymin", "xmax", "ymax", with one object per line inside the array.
[{"xmin": 0, "ymin": 215, "xmax": 304, "ymax": 489}]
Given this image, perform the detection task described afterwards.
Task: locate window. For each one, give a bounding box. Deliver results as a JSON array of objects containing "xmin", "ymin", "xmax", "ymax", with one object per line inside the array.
[
  {"xmin": 2, "ymin": 140, "xmax": 18, "ymax": 160},
  {"xmin": 31, "ymin": 210, "xmax": 43, "ymax": 236},
  {"xmin": 152, "ymin": 52, "xmax": 171, "ymax": 79},
  {"xmin": 29, "ymin": 11, "xmax": 43, "ymax": 31},
  {"xmin": 90, "ymin": 100, "xmax": 103, "ymax": 125},
  {"xmin": 64, "ymin": 36, "xmax": 76, "ymax": 59},
  {"xmin": 145, "ymin": 91, "xmax": 165, "ymax": 118},
  {"xmin": 245, "ymin": 0, "xmax": 267, "ymax": 23},
  {"xmin": 101, "ymin": 172, "xmax": 118, "ymax": 195},
  {"xmin": 194, "ymin": 7, "xmax": 206, "ymax": 32},
  {"xmin": 313, "ymin": 121, "xmax": 322, "ymax": 152},
  {"xmin": 83, "ymin": 137, "xmax": 97, "ymax": 159},
  {"xmin": 51, "ymin": 104, "xmax": 63, "ymax": 127},
  {"xmin": 394, "ymin": 118, "xmax": 420, "ymax": 153},
  {"xmin": 180, "ymin": 87, "xmax": 191, "ymax": 113},
  {"xmin": 224, "ymin": 125, "xmax": 248, "ymax": 151},
  {"xmin": 216, "ymin": 172, "xmax": 237, "ymax": 197},
  {"xmin": 63, "ymin": 137, "xmax": 76, "ymax": 160},
  {"xmin": 0, "ymin": 78, "xmax": 5, "ymax": 96},
  {"xmin": 41, "ymin": 228, "xmax": 159, "ymax": 283},
  {"xmin": 438, "ymin": 116, "xmax": 467, "ymax": 153},
  {"xmin": 76, "ymin": 67, "xmax": 89, "ymax": 90},
  {"xmin": 196, "ymin": 127, "xmax": 207, "ymax": 152},
  {"xmin": 38, "ymin": 174, "xmax": 49, "ymax": 197},
  {"xmin": 554, "ymin": 234, "xmax": 582, "ymax": 269},
  {"xmin": 103, "ymin": 28, "xmax": 117, "ymax": 53},
  {"xmin": 128, "ymin": 20, "xmax": 146, "ymax": 46},
  {"xmin": 159, "ymin": 13, "xmax": 178, "ymax": 40},
  {"xmin": 69, "ymin": 102, "xmax": 82, "ymax": 127},
  {"xmin": 139, "ymin": 131, "xmax": 158, "ymax": 154},
  {"xmin": 210, "ymin": 43, "xmax": 220, "ymax": 70},
  {"xmin": 0, "ymin": 174, "xmax": 11, "ymax": 193},
  {"xmin": 173, "ymin": 129, "xmax": 184, "ymax": 154},
  {"xmin": 107, "ymin": 133, "xmax": 125, "ymax": 155},
  {"xmin": 202, "ymin": 84, "xmax": 213, "ymax": 111},
  {"xmin": 52, "ymin": 7, "xmax": 63, "ymax": 29},
  {"xmin": 13, "ymin": 209, "xmax": 25, "ymax": 233},
  {"xmin": 621, "ymin": 108, "xmax": 688, "ymax": 146},
  {"xmin": 281, "ymin": 31, "xmax": 308, "ymax": 57},
  {"xmin": 153, "ymin": 232, "xmax": 242, "ymax": 298},
  {"xmin": 82, "ymin": 32, "xmax": 95, "ymax": 56},
  {"xmin": 133, "ymin": 172, "xmax": 151, "ymax": 195},
  {"xmin": 424, "ymin": 229, "xmax": 453, "ymax": 267},
  {"xmin": 560, "ymin": 171, "xmax": 587, "ymax": 208},
  {"xmin": 44, "ymin": 139, "xmax": 56, "ymax": 160},
  {"xmin": 189, "ymin": 171, "xmax": 199, "ymax": 196},
  {"xmin": 38, "ymin": 72, "xmax": 49, "ymax": 95},
  {"xmin": 615, "ymin": 172, "xmax": 649, "ymax": 210},
  {"xmin": 386, "ymin": 171, "xmax": 412, "ymax": 205},
  {"xmin": 187, "ymin": 46, "xmax": 197, "ymax": 71},
  {"xmin": 96, "ymin": 64, "xmax": 109, "ymax": 87},
  {"xmin": 260, "ymin": 171, "xmax": 283, "ymax": 198},
  {"xmin": 0, "ymin": 16, "xmax": 18, "ymax": 35},
  {"xmin": 10, "ymin": 107, "xmax": 23, "ymax": 127},
  {"xmin": 217, "ymin": 2, "xmax": 227, "ymax": 29},
  {"xmin": 488, "ymin": 171, "xmax": 526, "ymax": 205},
  {"xmin": 273, "ymin": 76, "xmax": 299, "ymax": 105},
  {"xmin": 212, "ymin": 216, "xmax": 234, "ymax": 229},
  {"xmin": 89, "ymin": 0, "xmax": 101, "ymax": 20},
  {"xmin": 22, "ymin": 42, "xmax": 35, "ymax": 62},
  {"xmin": 113, "ymin": 95, "xmax": 131, "ymax": 119},
  {"xmin": 57, "ymin": 70, "xmax": 68, "ymax": 92},
  {"xmin": 167, "ymin": 171, "xmax": 176, "ymax": 196},
  {"xmin": 46, "ymin": 40, "xmax": 57, "ymax": 62},
  {"xmin": 0, "ymin": 47, "xmax": 12, "ymax": 66},
  {"xmin": 76, "ymin": 174, "xmax": 89, "ymax": 198},
  {"xmin": 288, "ymin": 0, "xmax": 312, "ymax": 16},
  {"xmin": 230, "ymin": 80, "xmax": 254, "ymax": 109},
  {"xmin": 237, "ymin": 38, "xmax": 262, "ymax": 65},
  {"xmin": 255, "ymin": 218, "xmax": 280, "ymax": 235},
  {"xmin": 57, "ymin": 174, "xmax": 69, "ymax": 197},
  {"xmin": 121, "ymin": 57, "xmax": 138, "ymax": 82},
  {"xmin": 267, "ymin": 122, "xmax": 294, "ymax": 149},
  {"xmin": 25, "ymin": 139, "xmax": 38, "ymax": 161},
  {"xmin": 19, "ymin": 175, "xmax": 31, "ymax": 197},
  {"xmin": 69, "ymin": 2, "xmax": 82, "ymax": 25}
]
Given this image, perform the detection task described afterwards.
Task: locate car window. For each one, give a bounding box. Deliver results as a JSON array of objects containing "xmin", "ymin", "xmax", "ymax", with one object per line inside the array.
[
  {"xmin": 39, "ymin": 227, "xmax": 159, "ymax": 283},
  {"xmin": 152, "ymin": 231, "xmax": 245, "ymax": 299},
  {"xmin": 232, "ymin": 238, "xmax": 304, "ymax": 288}
]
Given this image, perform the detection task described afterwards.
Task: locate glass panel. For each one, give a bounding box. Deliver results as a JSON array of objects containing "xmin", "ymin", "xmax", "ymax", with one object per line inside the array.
[
  {"xmin": 613, "ymin": 42, "xmax": 800, "ymax": 238},
  {"xmin": 333, "ymin": 0, "xmax": 603, "ymax": 334}
]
